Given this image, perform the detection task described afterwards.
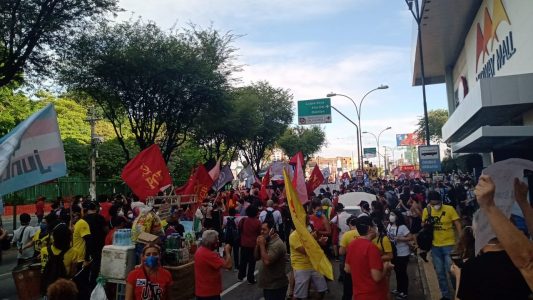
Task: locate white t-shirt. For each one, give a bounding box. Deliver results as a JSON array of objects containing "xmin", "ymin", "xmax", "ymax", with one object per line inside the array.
[
  {"xmin": 12, "ymin": 225, "xmax": 37, "ymax": 259},
  {"xmin": 331, "ymin": 211, "xmax": 351, "ymax": 235},
  {"xmin": 386, "ymin": 224, "xmax": 411, "ymax": 257},
  {"xmin": 259, "ymin": 208, "xmax": 282, "ymax": 225}
]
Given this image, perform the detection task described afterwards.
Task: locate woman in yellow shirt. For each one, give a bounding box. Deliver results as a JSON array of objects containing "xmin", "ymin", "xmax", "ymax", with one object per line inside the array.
[{"xmin": 373, "ymin": 220, "xmax": 393, "ymax": 300}]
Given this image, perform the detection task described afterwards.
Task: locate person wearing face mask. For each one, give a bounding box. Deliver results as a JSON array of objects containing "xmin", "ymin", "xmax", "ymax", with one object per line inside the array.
[
  {"xmin": 194, "ymin": 230, "xmax": 233, "ymax": 299},
  {"xmin": 22, "ymin": 213, "xmax": 59, "ymax": 259},
  {"xmin": 421, "ymin": 191, "xmax": 462, "ymax": 300},
  {"xmin": 309, "ymin": 201, "xmax": 331, "ymax": 248},
  {"xmin": 387, "ymin": 210, "xmax": 413, "ymax": 299},
  {"xmin": 344, "ymin": 216, "xmax": 394, "ymax": 300},
  {"xmin": 255, "ymin": 221, "xmax": 288, "ymax": 300},
  {"xmin": 125, "ymin": 244, "xmax": 172, "ymax": 300}
]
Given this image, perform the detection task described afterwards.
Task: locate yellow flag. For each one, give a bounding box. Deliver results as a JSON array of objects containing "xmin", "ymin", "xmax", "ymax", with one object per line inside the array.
[{"xmin": 283, "ymin": 169, "xmax": 333, "ymax": 280}]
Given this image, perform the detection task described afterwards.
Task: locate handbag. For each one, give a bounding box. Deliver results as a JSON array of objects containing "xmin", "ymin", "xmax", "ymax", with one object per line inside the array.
[{"xmin": 0, "ymin": 229, "xmax": 12, "ymax": 251}]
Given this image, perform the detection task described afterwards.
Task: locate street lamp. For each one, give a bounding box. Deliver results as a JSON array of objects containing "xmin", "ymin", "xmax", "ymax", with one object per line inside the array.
[
  {"xmin": 405, "ymin": 0, "xmax": 430, "ymax": 146},
  {"xmin": 363, "ymin": 126, "xmax": 392, "ymax": 177},
  {"xmin": 327, "ymin": 84, "xmax": 389, "ymax": 170},
  {"xmin": 330, "ymin": 106, "xmax": 360, "ymax": 170}
]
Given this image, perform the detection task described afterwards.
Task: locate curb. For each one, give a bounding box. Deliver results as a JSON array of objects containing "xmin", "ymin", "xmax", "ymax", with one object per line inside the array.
[{"xmin": 417, "ymin": 256, "xmax": 432, "ymax": 300}]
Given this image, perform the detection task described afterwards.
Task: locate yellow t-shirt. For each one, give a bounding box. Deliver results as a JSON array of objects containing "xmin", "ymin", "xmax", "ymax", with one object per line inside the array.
[
  {"xmin": 33, "ymin": 229, "xmax": 52, "ymax": 253},
  {"xmin": 289, "ymin": 231, "xmax": 313, "ymax": 271},
  {"xmin": 422, "ymin": 205, "xmax": 459, "ymax": 247},
  {"xmin": 72, "ymin": 219, "xmax": 91, "ymax": 260},
  {"xmin": 373, "ymin": 235, "xmax": 393, "ymax": 254},
  {"xmin": 40, "ymin": 245, "xmax": 82, "ymax": 277},
  {"xmin": 339, "ymin": 229, "xmax": 360, "ymax": 248}
]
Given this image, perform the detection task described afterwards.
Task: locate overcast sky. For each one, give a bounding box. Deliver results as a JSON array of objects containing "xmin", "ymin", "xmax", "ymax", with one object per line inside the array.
[{"xmin": 117, "ymin": 0, "xmax": 447, "ymax": 161}]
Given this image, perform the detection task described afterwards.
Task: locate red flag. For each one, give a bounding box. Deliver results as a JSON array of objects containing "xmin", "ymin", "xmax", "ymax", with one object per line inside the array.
[
  {"xmin": 341, "ymin": 172, "xmax": 351, "ymax": 181},
  {"xmin": 259, "ymin": 168, "xmax": 271, "ymax": 201},
  {"xmin": 208, "ymin": 159, "xmax": 221, "ymax": 181},
  {"xmin": 289, "ymin": 151, "xmax": 304, "ymax": 166},
  {"xmin": 306, "ymin": 164, "xmax": 324, "ymax": 195},
  {"xmin": 175, "ymin": 165, "xmax": 214, "ymax": 203},
  {"xmin": 121, "ymin": 145, "xmax": 172, "ymax": 201},
  {"xmin": 291, "ymin": 155, "xmax": 309, "ymax": 204}
]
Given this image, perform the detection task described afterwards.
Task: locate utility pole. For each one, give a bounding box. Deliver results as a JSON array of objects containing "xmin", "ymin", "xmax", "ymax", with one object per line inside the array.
[{"xmin": 86, "ymin": 107, "xmax": 100, "ymax": 201}]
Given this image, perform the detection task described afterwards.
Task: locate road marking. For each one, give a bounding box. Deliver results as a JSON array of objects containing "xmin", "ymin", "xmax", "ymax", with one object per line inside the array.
[{"xmin": 221, "ymin": 270, "xmax": 259, "ymax": 296}]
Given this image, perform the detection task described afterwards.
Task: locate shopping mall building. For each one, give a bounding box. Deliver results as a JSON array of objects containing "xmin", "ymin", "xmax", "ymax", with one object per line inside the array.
[{"xmin": 412, "ymin": 0, "xmax": 533, "ymax": 166}]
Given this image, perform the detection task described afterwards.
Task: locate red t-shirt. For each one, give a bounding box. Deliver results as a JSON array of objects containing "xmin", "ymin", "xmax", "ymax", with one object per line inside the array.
[
  {"xmin": 238, "ymin": 217, "xmax": 261, "ymax": 248},
  {"xmin": 194, "ymin": 246, "xmax": 225, "ymax": 297},
  {"xmin": 35, "ymin": 200, "xmax": 45, "ymax": 216},
  {"xmin": 105, "ymin": 228, "xmax": 116, "ymax": 246},
  {"xmin": 309, "ymin": 214, "xmax": 326, "ymax": 233},
  {"xmin": 346, "ymin": 238, "xmax": 387, "ymax": 300},
  {"xmin": 100, "ymin": 202, "xmax": 112, "ymax": 223},
  {"xmin": 126, "ymin": 266, "xmax": 172, "ymax": 300}
]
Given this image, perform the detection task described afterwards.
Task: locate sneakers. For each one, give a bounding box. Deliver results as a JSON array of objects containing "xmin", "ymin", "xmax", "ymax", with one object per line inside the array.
[
  {"xmin": 397, "ymin": 292, "xmax": 408, "ymax": 299},
  {"xmin": 247, "ymin": 280, "xmax": 257, "ymax": 285},
  {"xmin": 391, "ymin": 290, "xmax": 399, "ymax": 295}
]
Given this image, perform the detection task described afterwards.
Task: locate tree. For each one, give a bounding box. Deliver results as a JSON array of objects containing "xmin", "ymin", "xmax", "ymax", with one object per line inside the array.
[
  {"xmin": 237, "ymin": 82, "xmax": 294, "ymax": 175},
  {"xmin": 277, "ymin": 126, "xmax": 326, "ymax": 162},
  {"xmin": 58, "ymin": 20, "xmax": 238, "ymax": 162},
  {"xmin": 0, "ymin": 84, "xmax": 34, "ymax": 135},
  {"xmin": 0, "ymin": 0, "xmax": 119, "ymax": 87},
  {"xmin": 415, "ymin": 109, "xmax": 449, "ymax": 143}
]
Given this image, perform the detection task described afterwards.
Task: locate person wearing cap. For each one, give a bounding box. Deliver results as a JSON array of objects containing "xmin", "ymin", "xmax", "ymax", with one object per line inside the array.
[
  {"xmin": 422, "ymin": 191, "xmax": 462, "ymax": 300},
  {"xmin": 344, "ymin": 216, "xmax": 393, "ymax": 300},
  {"xmin": 126, "ymin": 243, "xmax": 172, "ymax": 300}
]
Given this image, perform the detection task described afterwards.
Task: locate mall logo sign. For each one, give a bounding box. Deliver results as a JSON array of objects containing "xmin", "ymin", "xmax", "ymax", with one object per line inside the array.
[{"xmin": 476, "ymin": 0, "xmax": 516, "ymax": 81}]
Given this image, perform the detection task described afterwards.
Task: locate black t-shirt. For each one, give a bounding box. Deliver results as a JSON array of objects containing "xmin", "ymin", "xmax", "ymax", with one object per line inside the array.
[
  {"xmin": 457, "ymin": 250, "xmax": 531, "ymax": 300},
  {"xmin": 84, "ymin": 213, "xmax": 107, "ymax": 259}
]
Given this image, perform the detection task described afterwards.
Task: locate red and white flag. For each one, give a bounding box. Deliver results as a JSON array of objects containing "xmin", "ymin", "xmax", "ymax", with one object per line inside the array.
[{"xmin": 291, "ymin": 152, "xmax": 309, "ymax": 204}]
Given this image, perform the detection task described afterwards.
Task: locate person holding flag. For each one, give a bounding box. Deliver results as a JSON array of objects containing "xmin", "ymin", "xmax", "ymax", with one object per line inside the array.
[{"xmin": 283, "ymin": 168, "xmax": 332, "ymax": 300}]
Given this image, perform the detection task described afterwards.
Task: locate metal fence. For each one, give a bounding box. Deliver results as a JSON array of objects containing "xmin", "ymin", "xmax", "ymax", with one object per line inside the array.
[{"xmin": 2, "ymin": 177, "xmax": 130, "ymax": 205}]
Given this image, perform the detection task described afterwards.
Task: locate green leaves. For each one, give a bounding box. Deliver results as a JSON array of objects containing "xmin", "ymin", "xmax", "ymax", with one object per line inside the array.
[
  {"xmin": 277, "ymin": 126, "xmax": 327, "ymax": 163},
  {"xmin": 415, "ymin": 108, "xmax": 449, "ymax": 143}
]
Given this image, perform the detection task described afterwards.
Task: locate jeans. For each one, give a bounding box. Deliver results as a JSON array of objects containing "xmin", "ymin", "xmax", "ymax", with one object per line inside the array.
[
  {"xmin": 394, "ymin": 256, "xmax": 409, "ymax": 295},
  {"xmin": 264, "ymin": 286, "xmax": 288, "ymax": 300},
  {"xmin": 238, "ymin": 246, "xmax": 256, "ymax": 282},
  {"xmin": 231, "ymin": 243, "xmax": 240, "ymax": 270},
  {"xmin": 431, "ymin": 245, "xmax": 454, "ymax": 299}
]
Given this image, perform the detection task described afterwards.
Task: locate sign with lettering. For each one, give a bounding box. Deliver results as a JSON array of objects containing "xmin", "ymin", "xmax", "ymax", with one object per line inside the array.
[
  {"xmin": 418, "ymin": 145, "xmax": 441, "ymax": 173},
  {"xmin": 297, "ymin": 98, "xmax": 332, "ymax": 125},
  {"xmin": 0, "ymin": 104, "xmax": 67, "ymax": 196}
]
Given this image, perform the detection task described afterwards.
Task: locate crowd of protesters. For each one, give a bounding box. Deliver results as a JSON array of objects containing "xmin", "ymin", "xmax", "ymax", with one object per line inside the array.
[{"xmin": 2, "ymin": 168, "xmax": 532, "ymax": 300}]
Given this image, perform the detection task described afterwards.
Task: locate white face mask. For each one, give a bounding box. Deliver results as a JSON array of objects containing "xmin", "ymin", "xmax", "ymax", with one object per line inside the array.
[
  {"xmin": 117, "ymin": 210, "xmax": 125, "ymax": 217},
  {"xmin": 433, "ymin": 204, "xmax": 442, "ymax": 210},
  {"xmin": 389, "ymin": 215, "xmax": 397, "ymax": 224},
  {"xmin": 127, "ymin": 212, "xmax": 134, "ymax": 219},
  {"xmin": 385, "ymin": 209, "xmax": 390, "ymax": 215}
]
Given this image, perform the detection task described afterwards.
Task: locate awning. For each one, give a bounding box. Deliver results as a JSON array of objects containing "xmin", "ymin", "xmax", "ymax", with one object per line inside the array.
[{"xmin": 452, "ymin": 126, "xmax": 533, "ymax": 153}]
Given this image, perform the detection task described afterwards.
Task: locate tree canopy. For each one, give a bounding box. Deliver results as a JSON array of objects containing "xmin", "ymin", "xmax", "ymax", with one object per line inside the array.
[
  {"xmin": 277, "ymin": 125, "xmax": 326, "ymax": 162},
  {"xmin": 0, "ymin": 0, "xmax": 119, "ymax": 87},
  {"xmin": 237, "ymin": 81, "xmax": 294, "ymax": 174},
  {"xmin": 415, "ymin": 108, "xmax": 449, "ymax": 143},
  {"xmin": 58, "ymin": 20, "xmax": 239, "ymax": 162}
]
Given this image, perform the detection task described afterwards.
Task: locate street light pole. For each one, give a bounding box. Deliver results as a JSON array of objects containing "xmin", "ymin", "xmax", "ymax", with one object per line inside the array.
[
  {"xmin": 331, "ymin": 106, "xmax": 360, "ymax": 169},
  {"xmin": 406, "ymin": 0, "xmax": 430, "ymax": 146},
  {"xmin": 327, "ymin": 84, "xmax": 388, "ymax": 170},
  {"xmin": 363, "ymin": 126, "xmax": 391, "ymax": 177}
]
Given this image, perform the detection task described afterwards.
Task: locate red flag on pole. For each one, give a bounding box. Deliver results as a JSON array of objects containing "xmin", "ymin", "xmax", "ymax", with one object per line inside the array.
[
  {"xmin": 121, "ymin": 145, "xmax": 172, "ymax": 201},
  {"xmin": 291, "ymin": 154, "xmax": 309, "ymax": 204},
  {"xmin": 175, "ymin": 165, "xmax": 214, "ymax": 203},
  {"xmin": 289, "ymin": 151, "xmax": 304, "ymax": 166},
  {"xmin": 306, "ymin": 164, "xmax": 325, "ymax": 195},
  {"xmin": 259, "ymin": 167, "xmax": 271, "ymax": 201}
]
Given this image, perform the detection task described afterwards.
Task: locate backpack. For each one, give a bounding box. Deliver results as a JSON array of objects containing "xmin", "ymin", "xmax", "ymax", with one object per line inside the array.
[
  {"xmin": 223, "ymin": 217, "xmax": 240, "ymax": 245},
  {"xmin": 264, "ymin": 210, "xmax": 276, "ymax": 228},
  {"xmin": 417, "ymin": 206, "xmax": 444, "ymax": 251},
  {"xmin": 40, "ymin": 244, "xmax": 68, "ymax": 295}
]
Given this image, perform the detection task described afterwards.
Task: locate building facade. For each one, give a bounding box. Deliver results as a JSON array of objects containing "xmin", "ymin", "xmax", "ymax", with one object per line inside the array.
[{"xmin": 412, "ymin": 0, "xmax": 533, "ymax": 166}]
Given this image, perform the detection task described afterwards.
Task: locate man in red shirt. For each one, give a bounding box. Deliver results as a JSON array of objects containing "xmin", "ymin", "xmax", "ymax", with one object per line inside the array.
[
  {"xmin": 238, "ymin": 205, "xmax": 261, "ymax": 284},
  {"xmin": 194, "ymin": 230, "xmax": 233, "ymax": 299},
  {"xmin": 345, "ymin": 216, "xmax": 393, "ymax": 300},
  {"xmin": 35, "ymin": 196, "xmax": 45, "ymax": 224}
]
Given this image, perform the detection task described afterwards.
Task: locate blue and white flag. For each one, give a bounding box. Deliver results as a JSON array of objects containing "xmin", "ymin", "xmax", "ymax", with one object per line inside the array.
[{"xmin": 0, "ymin": 104, "xmax": 67, "ymax": 196}]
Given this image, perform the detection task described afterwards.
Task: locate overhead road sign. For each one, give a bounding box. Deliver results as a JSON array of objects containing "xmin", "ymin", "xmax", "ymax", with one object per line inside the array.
[{"xmin": 298, "ymin": 98, "xmax": 332, "ymax": 125}]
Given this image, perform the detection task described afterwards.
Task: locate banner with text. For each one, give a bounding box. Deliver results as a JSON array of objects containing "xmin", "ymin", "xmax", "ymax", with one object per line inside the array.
[{"xmin": 0, "ymin": 104, "xmax": 66, "ymax": 196}]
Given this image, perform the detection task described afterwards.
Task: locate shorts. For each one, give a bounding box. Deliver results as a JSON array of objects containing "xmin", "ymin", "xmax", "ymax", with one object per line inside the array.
[{"xmin": 293, "ymin": 269, "xmax": 328, "ymax": 299}]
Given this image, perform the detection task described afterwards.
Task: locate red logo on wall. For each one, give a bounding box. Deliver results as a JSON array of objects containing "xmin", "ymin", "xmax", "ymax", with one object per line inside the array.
[{"xmin": 476, "ymin": 0, "xmax": 511, "ymax": 72}]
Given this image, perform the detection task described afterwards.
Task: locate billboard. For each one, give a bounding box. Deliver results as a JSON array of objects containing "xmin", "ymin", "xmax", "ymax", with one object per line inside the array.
[{"xmin": 396, "ymin": 133, "xmax": 425, "ymax": 146}]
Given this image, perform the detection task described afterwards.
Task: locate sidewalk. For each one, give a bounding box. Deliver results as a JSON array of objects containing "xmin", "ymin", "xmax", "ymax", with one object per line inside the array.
[{"xmin": 417, "ymin": 253, "xmax": 455, "ymax": 300}]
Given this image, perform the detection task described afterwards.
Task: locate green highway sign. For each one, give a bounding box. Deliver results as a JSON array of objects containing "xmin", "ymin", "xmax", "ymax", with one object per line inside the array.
[{"xmin": 297, "ymin": 98, "xmax": 332, "ymax": 125}]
